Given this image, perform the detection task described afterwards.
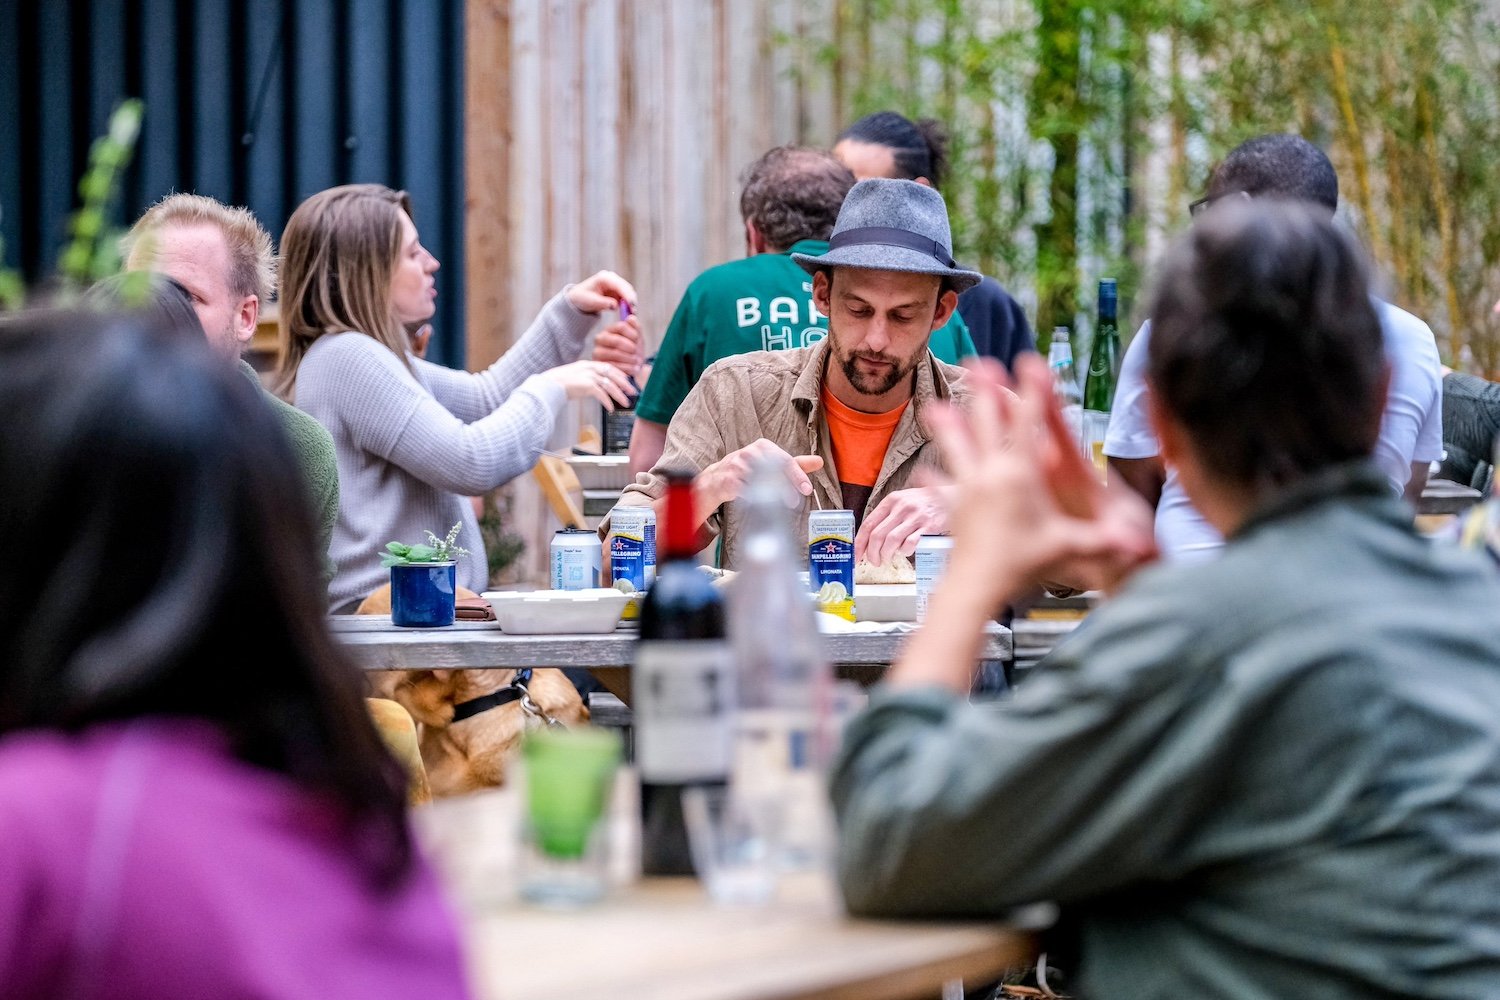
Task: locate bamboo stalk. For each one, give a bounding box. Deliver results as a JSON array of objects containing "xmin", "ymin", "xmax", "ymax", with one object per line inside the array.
[
  {"xmin": 831, "ymin": 0, "xmax": 846, "ymax": 128},
  {"xmin": 1168, "ymin": 26, "xmax": 1187, "ymax": 210},
  {"xmin": 1327, "ymin": 24, "xmax": 1388, "ymax": 266},
  {"xmin": 1417, "ymin": 83, "xmax": 1465, "ymax": 364},
  {"xmin": 1376, "ymin": 50, "xmax": 1414, "ymax": 306},
  {"xmin": 857, "ymin": 0, "xmax": 872, "ymax": 108},
  {"xmin": 940, "ymin": 0, "xmax": 957, "ymax": 127}
]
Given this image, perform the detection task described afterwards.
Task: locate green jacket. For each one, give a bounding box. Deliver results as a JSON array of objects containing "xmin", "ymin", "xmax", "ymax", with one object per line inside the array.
[
  {"xmin": 637, "ymin": 239, "xmax": 976, "ymax": 426},
  {"xmin": 238, "ymin": 361, "xmax": 339, "ymax": 587},
  {"xmin": 833, "ymin": 463, "xmax": 1500, "ymax": 999}
]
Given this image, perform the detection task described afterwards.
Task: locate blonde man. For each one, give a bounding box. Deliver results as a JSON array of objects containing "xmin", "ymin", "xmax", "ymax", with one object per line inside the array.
[{"xmin": 124, "ymin": 194, "xmax": 340, "ymax": 586}]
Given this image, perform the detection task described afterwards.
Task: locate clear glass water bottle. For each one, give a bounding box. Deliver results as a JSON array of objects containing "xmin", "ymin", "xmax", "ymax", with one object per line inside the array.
[
  {"xmin": 1049, "ymin": 326, "xmax": 1083, "ymax": 448},
  {"xmin": 726, "ymin": 457, "xmax": 835, "ymax": 870}
]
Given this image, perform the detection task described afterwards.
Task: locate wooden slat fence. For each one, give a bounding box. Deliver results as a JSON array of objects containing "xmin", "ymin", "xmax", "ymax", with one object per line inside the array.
[{"xmin": 466, "ymin": 0, "xmax": 846, "ymax": 585}]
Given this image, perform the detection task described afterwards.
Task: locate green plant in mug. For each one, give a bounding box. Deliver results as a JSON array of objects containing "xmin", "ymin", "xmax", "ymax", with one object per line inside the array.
[{"xmin": 381, "ymin": 522, "xmax": 471, "ymax": 567}]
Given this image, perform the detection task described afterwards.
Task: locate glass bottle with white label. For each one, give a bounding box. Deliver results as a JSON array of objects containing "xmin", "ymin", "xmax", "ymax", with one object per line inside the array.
[
  {"xmin": 727, "ymin": 458, "xmax": 833, "ymax": 869},
  {"xmin": 634, "ymin": 470, "xmax": 732, "ymax": 877}
]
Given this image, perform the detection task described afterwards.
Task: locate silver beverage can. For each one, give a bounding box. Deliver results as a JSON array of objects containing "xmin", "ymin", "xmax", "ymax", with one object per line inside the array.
[
  {"xmin": 608, "ymin": 506, "xmax": 657, "ymax": 590},
  {"xmin": 550, "ymin": 528, "xmax": 602, "ymax": 590},
  {"xmin": 914, "ymin": 534, "xmax": 955, "ymax": 621},
  {"xmin": 808, "ymin": 509, "xmax": 856, "ymax": 621}
]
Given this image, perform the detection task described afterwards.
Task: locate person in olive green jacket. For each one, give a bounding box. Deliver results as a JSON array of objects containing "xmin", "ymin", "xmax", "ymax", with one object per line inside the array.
[
  {"xmin": 832, "ymin": 200, "xmax": 1500, "ymax": 999},
  {"xmin": 124, "ymin": 194, "xmax": 339, "ymax": 588}
]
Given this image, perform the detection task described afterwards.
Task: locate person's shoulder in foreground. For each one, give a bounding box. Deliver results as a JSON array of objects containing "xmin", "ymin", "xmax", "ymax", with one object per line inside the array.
[
  {"xmin": 837, "ymin": 465, "xmax": 1500, "ymax": 998},
  {"xmin": 0, "ymin": 721, "xmax": 471, "ymax": 1000}
]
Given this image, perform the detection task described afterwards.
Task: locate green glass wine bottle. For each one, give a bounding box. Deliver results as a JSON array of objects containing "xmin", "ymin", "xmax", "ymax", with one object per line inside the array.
[{"xmin": 1082, "ymin": 279, "xmax": 1121, "ymax": 478}]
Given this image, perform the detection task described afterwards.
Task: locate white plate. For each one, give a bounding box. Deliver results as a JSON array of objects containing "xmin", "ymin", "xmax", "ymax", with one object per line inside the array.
[
  {"xmin": 855, "ymin": 584, "xmax": 918, "ymax": 623},
  {"xmin": 480, "ymin": 588, "xmax": 629, "ymax": 635}
]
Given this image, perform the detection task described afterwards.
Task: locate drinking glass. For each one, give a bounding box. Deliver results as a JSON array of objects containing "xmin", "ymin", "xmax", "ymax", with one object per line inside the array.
[
  {"xmin": 682, "ymin": 785, "xmax": 779, "ymax": 906},
  {"xmin": 519, "ymin": 727, "xmax": 622, "ymax": 907}
]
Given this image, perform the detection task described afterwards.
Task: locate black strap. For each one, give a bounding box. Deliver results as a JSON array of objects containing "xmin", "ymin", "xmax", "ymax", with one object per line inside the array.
[
  {"xmin": 451, "ymin": 668, "xmax": 533, "ymax": 723},
  {"xmin": 827, "ymin": 226, "xmax": 958, "ymax": 269}
]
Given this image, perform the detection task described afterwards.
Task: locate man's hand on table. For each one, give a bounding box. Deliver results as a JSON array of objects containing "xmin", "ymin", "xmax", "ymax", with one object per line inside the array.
[
  {"xmin": 855, "ymin": 486, "xmax": 952, "ymax": 566},
  {"xmin": 694, "ymin": 438, "xmax": 823, "ymax": 526}
]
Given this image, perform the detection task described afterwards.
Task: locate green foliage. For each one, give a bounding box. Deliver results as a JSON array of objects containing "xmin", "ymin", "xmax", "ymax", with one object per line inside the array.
[
  {"xmin": 1, "ymin": 98, "xmax": 145, "ymax": 308},
  {"xmin": 478, "ymin": 492, "xmax": 527, "ymax": 586},
  {"xmin": 381, "ymin": 522, "xmax": 471, "ymax": 567},
  {"xmin": 780, "ymin": 0, "xmax": 1500, "ymax": 371},
  {"xmin": 60, "ymin": 99, "xmax": 145, "ymax": 294}
]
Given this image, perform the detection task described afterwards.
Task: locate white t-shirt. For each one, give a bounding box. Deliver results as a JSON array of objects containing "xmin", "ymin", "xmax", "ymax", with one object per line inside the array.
[{"xmin": 1102, "ymin": 299, "xmax": 1444, "ymax": 559}]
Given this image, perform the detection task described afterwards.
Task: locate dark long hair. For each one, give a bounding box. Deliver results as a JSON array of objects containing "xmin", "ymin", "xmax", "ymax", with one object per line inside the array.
[
  {"xmin": 838, "ymin": 111, "xmax": 950, "ymax": 189},
  {"xmin": 0, "ymin": 307, "xmax": 412, "ymax": 886}
]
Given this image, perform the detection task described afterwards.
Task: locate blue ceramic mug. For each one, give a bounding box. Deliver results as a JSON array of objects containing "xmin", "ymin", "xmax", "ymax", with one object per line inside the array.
[{"xmin": 390, "ymin": 562, "xmax": 457, "ymax": 627}]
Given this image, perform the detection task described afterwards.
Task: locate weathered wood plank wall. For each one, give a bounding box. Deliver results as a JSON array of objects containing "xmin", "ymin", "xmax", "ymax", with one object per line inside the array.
[{"xmin": 466, "ymin": 0, "xmax": 841, "ymax": 585}]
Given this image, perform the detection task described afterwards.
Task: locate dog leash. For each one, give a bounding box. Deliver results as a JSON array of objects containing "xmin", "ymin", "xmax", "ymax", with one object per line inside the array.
[{"xmin": 449, "ymin": 668, "xmax": 567, "ymax": 728}]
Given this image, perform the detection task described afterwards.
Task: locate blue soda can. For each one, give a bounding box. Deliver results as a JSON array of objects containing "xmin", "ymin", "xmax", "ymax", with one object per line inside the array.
[
  {"xmin": 608, "ymin": 506, "xmax": 656, "ymax": 591},
  {"xmin": 808, "ymin": 509, "xmax": 856, "ymax": 621},
  {"xmin": 550, "ymin": 528, "xmax": 602, "ymax": 590}
]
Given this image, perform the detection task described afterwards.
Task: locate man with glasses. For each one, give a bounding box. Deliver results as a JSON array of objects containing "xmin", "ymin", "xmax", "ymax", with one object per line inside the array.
[{"xmin": 1104, "ymin": 133, "xmax": 1442, "ymax": 560}]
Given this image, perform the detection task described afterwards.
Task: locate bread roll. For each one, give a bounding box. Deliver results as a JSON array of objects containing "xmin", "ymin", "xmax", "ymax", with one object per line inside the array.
[{"xmin": 855, "ymin": 554, "xmax": 915, "ymax": 585}]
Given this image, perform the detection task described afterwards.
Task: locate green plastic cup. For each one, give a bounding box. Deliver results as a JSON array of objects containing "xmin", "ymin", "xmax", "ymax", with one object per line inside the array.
[{"xmin": 523, "ymin": 727, "xmax": 622, "ymax": 859}]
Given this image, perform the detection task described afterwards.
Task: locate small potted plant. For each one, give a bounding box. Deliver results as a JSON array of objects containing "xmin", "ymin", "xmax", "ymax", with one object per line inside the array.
[{"xmin": 382, "ymin": 522, "xmax": 470, "ymax": 627}]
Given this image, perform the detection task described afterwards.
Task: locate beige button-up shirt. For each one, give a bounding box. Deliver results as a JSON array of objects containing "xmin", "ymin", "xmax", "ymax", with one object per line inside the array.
[{"xmin": 605, "ymin": 342, "xmax": 971, "ymax": 569}]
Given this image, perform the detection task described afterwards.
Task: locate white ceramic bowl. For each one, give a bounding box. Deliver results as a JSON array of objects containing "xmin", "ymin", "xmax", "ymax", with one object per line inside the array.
[
  {"xmin": 480, "ymin": 588, "xmax": 629, "ymax": 635},
  {"xmin": 855, "ymin": 584, "xmax": 918, "ymax": 622}
]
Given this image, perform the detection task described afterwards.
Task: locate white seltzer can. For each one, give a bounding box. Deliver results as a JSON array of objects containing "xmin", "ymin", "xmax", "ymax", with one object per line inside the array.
[
  {"xmin": 550, "ymin": 528, "xmax": 602, "ymax": 590},
  {"xmin": 914, "ymin": 534, "xmax": 955, "ymax": 621}
]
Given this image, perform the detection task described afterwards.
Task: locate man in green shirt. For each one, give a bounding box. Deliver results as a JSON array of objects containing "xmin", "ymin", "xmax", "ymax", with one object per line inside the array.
[
  {"xmin": 832, "ymin": 200, "xmax": 1500, "ymax": 998},
  {"xmin": 125, "ymin": 194, "xmax": 340, "ymax": 589},
  {"xmin": 628, "ymin": 146, "xmax": 975, "ymax": 474}
]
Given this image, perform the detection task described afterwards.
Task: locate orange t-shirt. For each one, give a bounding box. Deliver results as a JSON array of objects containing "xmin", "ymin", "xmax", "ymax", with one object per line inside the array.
[{"xmin": 820, "ymin": 386, "xmax": 909, "ymax": 518}]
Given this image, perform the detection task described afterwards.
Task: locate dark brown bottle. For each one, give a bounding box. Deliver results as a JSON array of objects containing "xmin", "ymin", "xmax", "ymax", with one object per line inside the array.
[{"xmin": 634, "ymin": 471, "xmax": 731, "ymax": 876}]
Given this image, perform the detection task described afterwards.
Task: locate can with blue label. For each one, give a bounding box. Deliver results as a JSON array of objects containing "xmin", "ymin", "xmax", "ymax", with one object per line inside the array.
[
  {"xmin": 808, "ymin": 509, "xmax": 856, "ymax": 621},
  {"xmin": 550, "ymin": 528, "xmax": 602, "ymax": 590},
  {"xmin": 608, "ymin": 506, "xmax": 656, "ymax": 591}
]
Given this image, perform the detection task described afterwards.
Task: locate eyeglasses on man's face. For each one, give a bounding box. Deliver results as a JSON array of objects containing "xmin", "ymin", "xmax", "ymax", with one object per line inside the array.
[{"xmin": 1189, "ymin": 189, "xmax": 1252, "ymax": 218}]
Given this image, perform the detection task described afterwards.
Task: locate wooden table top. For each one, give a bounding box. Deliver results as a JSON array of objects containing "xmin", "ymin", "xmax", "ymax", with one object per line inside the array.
[
  {"xmin": 1418, "ymin": 478, "xmax": 1484, "ymax": 515},
  {"xmin": 417, "ymin": 789, "xmax": 1034, "ymax": 1000},
  {"xmin": 329, "ymin": 617, "xmax": 1012, "ymax": 671},
  {"xmin": 463, "ymin": 876, "xmax": 1031, "ymax": 1000}
]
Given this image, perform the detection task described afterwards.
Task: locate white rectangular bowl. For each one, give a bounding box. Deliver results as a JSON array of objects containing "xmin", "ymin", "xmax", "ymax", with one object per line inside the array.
[
  {"xmin": 855, "ymin": 584, "xmax": 918, "ymax": 623},
  {"xmin": 480, "ymin": 588, "xmax": 629, "ymax": 635}
]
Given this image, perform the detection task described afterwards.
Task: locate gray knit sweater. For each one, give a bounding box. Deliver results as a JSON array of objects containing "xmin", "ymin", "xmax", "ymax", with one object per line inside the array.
[{"xmin": 295, "ymin": 291, "xmax": 595, "ymax": 609}]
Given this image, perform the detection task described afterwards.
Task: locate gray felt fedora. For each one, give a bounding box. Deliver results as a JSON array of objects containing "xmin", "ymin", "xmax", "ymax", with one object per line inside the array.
[{"xmin": 791, "ymin": 178, "xmax": 982, "ymax": 292}]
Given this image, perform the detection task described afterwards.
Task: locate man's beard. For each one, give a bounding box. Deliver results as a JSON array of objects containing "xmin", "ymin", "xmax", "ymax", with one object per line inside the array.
[
  {"xmin": 218, "ymin": 318, "xmax": 244, "ymax": 361},
  {"xmin": 837, "ymin": 344, "xmax": 924, "ymax": 396}
]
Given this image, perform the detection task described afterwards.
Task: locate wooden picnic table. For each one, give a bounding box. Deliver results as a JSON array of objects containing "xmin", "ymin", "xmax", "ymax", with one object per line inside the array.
[
  {"xmin": 330, "ymin": 616, "xmax": 1012, "ymax": 701},
  {"xmin": 416, "ymin": 788, "xmax": 1036, "ymax": 1000},
  {"xmin": 1418, "ymin": 478, "xmax": 1484, "ymax": 516}
]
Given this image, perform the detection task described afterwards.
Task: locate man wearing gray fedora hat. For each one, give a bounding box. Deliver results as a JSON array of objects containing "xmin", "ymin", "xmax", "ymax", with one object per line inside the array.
[{"xmin": 605, "ymin": 178, "xmax": 982, "ymax": 571}]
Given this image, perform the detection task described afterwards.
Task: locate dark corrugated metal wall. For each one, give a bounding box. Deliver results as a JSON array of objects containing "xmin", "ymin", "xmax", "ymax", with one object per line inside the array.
[{"xmin": 0, "ymin": 0, "xmax": 468, "ymax": 369}]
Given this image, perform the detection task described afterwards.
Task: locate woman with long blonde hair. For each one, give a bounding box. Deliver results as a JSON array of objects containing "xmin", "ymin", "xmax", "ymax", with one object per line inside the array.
[{"xmin": 276, "ymin": 184, "xmax": 640, "ymax": 610}]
